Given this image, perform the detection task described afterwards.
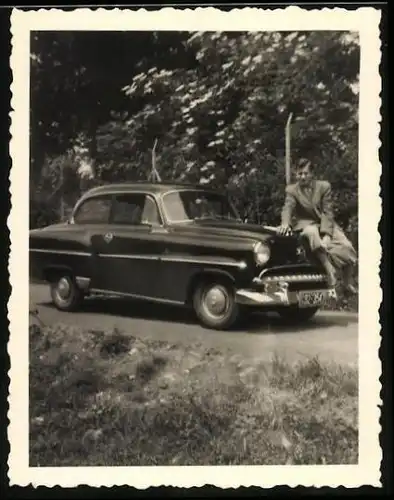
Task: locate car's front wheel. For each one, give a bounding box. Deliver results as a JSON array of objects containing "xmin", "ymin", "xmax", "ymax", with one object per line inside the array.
[
  {"xmin": 50, "ymin": 273, "xmax": 84, "ymax": 312},
  {"xmin": 192, "ymin": 278, "xmax": 240, "ymax": 330},
  {"xmin": 277, "ymin": 305, "xmax": 319, "ymax": 324}
]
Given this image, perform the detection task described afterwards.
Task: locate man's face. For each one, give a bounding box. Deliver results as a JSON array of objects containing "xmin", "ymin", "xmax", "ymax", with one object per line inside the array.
[{"xmin": 296, "ymin": 164, "xmax": 313, "ymax": 187}]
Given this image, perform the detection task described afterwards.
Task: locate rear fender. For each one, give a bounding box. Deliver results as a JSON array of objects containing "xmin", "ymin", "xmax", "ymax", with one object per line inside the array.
[
  {"xmin": 43, "ymin": 266, "xmax": 91, "ymax": 291},
  {"xmin": 42, "ymin": 265, "xmax": 73, "ymax": 282}
]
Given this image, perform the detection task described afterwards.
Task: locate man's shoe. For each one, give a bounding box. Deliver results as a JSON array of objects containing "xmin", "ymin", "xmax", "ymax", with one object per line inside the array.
[
  {"xmin": 344, "ymin": 283, "xmax": 357, "ymax": 295},
  {"xmin": 326, "ymin": 271, "xmax": 337, "ymax": 288}
]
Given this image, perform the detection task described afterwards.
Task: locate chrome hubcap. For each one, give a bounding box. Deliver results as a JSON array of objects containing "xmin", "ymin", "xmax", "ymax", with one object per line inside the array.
[
  {"xmin": 57, "ymin": 277, "xmax": 71, "ymax": 300},
  {"xmin": 203, "ymin": 286, "xmax": 229, "ymax": 317}
]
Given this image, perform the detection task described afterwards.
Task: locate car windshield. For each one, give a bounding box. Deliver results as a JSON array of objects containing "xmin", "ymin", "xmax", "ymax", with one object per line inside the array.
[{"xmin": 162, "ymin": 190, "xmax": 240, "ymax": 223}]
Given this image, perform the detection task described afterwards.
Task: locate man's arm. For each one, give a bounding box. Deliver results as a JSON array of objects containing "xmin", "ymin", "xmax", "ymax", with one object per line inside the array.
[{"xmin": 320, "ymin": 181, "xmax": 335, "ymax": 238}]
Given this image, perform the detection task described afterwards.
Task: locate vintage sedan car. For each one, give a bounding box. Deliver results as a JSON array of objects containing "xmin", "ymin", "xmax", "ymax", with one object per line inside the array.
[{"xmin": 29, "ymin": 182, "xmax": 335, "ymax": 330}]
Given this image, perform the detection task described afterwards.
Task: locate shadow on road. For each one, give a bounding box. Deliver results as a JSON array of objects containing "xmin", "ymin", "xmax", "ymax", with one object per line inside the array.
[
  {"xmin": 243, "ymin": 311, "xmax": 358, "ymax": 334},
  {"xmin": 34, "ymin": 295, "xmax": 358, "ymax": 335}
]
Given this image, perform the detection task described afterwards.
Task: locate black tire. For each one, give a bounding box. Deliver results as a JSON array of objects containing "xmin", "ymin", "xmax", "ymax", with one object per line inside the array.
[
  {"xmin": 49, "ymin": 273, "xmax": 84, "ymax": 312},
  {"xmin": 192, "ymin": 278, "xmax": 240, "ymax": 330},
  {"xmin": 277, "ymin": 306, "xmax": 319, "ymax": 324}
]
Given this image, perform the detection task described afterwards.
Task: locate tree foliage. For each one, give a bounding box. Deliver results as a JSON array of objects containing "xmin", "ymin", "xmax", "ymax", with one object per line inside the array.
[{"xmin": 30, "ymin": 30, "xmax": 359, "ymax": 233}]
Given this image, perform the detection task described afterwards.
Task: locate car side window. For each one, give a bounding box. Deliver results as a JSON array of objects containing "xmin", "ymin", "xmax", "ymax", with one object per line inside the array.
[
  {"xmin": 112, "ymin": 193, "xmax": 160, "ymax": 226},
  {"xmin": 73, "ymin": 196, "xmax": 112, "ymax": 224}
]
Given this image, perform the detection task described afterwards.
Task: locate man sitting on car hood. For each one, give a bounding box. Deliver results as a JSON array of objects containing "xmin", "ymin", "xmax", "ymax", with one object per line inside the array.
[{"xmin": 278, "ymin": 158, "xmax": 358, "ymax": 294}]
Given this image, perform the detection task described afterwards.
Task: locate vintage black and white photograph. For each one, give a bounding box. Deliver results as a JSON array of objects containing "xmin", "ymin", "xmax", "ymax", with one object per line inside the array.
[{"xmin": 8, "ymin": 6, "xmax": 382, "ymax": 489}]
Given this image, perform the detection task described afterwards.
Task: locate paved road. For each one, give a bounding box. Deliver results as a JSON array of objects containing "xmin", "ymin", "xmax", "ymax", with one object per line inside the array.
[{"xmin": 30, "ymin": 283, "xmax": 358, "ymax": 366}]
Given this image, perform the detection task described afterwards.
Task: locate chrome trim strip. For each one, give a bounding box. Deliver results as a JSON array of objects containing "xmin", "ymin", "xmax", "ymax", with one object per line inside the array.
[
  {"xmin": 89, "ymin": 288, "xmax": 183, "ymax": 305},
  {"xmin": 160, "ymin": 255, "xmax": 247, "ymax": 268},
  {"xmin": 98, "ymin": 254, "xmax": 158, "ymax": 260},
  {"xmin": 97, "ymin": 253, "xmax": 247, "ymax": 268},
  {"xmin": 30, "ymin": 248, "xmax": 90, "ymax": 257},
  {"xmin": 31, "ymin": 248, "xmax": 247, "ymax": 269}
]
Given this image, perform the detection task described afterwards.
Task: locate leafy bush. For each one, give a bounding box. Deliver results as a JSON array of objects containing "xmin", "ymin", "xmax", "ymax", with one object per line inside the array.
[{"xmin": 30, "ymin": 31, "xmax": 359, "ymax": 233}]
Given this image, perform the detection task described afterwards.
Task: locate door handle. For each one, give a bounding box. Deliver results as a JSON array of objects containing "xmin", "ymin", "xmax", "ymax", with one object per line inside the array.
[{"xmin": 103, "ymin": 232, "xmax": 113, "ymax": 244}]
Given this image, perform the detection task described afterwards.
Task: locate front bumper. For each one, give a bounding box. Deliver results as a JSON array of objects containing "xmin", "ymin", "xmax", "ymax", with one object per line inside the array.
[
  {"xmin": 236, "ymin": 287, "xmax": 336, "ymax": 308},
  {"xmin": 235, "ymin": 271, "xmax": 337, "ymax": 308}
]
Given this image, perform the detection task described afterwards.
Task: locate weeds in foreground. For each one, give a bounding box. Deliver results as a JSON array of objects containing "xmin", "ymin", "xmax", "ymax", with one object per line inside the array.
[{"xmin": 29, "ymin": 324, "xmax": 358, "ymax": 466}]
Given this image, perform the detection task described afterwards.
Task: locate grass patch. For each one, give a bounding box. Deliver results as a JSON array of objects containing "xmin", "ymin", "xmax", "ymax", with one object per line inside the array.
[{"xmin": 29, "ymin": 323, "xmax": 358, "ymax": 466}]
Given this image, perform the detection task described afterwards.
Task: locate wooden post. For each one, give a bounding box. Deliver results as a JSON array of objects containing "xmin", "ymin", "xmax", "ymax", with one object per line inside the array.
[
  {"xmin": 285, "ymin": 112, "xmax": 293, "ymax": 185},
  {"xmin": 60, "ymin": 162, "xmax": 64, "ymax": 221},
  {"xmin": 151, "ymin": 138, "xmax": 161, "ymax": 182}
]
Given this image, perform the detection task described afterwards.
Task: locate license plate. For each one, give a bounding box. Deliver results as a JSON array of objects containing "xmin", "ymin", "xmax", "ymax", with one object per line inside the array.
[{"xmin": 298, "ymin": 290, "xmax": 326, "ymax": 308}]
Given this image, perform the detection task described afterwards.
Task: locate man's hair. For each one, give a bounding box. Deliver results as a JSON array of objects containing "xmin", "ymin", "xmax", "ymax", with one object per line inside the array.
[{"xmin": 295, "ymin": 158, "xmax": 313, "ymax": 171}]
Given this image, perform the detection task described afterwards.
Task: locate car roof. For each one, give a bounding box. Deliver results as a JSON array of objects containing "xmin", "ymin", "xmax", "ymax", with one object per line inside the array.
[{"xmin": 83, "ymin": 181, "xmax": 221, "ymax": 197}]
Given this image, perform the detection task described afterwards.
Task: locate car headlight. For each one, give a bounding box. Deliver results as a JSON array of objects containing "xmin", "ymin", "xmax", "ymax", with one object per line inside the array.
[{"xmin": 253, "ymin": 242, "xmax": 271, "ymax": 266}]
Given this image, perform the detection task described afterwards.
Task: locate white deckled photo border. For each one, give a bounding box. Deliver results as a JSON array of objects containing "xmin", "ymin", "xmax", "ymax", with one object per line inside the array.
[{"xmin": 8, "ymin": 6, "xmax": 383, "ymax": 489}]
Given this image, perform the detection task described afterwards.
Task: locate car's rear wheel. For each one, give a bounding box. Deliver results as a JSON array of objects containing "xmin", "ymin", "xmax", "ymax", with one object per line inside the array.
[
  {"xmin": 277, "ymin": 305, "xmax": 319, "ymax": 324},
  {"xmin": 192, "ymin": 278, "xmax": 240, "ymax": 330},
  {"xmin": 50, "ymin": 273, "xmax": 84, "ymax": 312}
]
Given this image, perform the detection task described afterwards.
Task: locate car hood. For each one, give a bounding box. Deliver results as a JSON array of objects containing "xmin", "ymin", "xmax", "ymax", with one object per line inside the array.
[{"xmin": 170, "ymin": 219, "xmax": 293, "ymax": 244}]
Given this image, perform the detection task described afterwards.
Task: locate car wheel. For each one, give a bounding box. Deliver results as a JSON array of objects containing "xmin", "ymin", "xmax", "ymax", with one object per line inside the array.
[
  {"xmin": 277, "ymin": 306, "xmax": 319, "ymax": 324},
  {"xmin": 193, "ymin": 279, "xmax": 240, "ymax": 330},
  {"xmin": 50, "ymin": 274, "xmax": 84, "ymax": 312}
]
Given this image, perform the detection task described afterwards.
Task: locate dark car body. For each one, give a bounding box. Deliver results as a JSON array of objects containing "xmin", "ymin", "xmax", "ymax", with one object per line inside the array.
[{"xmin": 29, "ymin": 182, "xmax": 335, "ymax": 329}]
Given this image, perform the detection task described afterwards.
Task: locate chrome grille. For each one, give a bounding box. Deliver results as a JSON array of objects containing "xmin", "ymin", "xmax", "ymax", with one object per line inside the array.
[
  {"xmin": 252, "ymin": 272, "xmax": 328, "ymax": 292},
  {"xmin": 260, "ymin": 273, "xmax": 326, "ymax": 283}
]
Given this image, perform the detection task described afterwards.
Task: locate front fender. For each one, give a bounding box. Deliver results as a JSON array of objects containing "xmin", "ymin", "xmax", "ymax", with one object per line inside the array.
[{"xmin": 185, "ymin": 265, "xmax": 252, "ymax": 305}]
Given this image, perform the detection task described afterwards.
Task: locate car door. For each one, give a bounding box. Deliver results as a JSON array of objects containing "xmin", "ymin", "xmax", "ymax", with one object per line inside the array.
[
  {"xmin": 70, "ymin": 193, "xmax": 113, "ymax": 290},
  {"xmin": 95, "ymin": 192, "xmax": 164, "ymax": 298}
]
